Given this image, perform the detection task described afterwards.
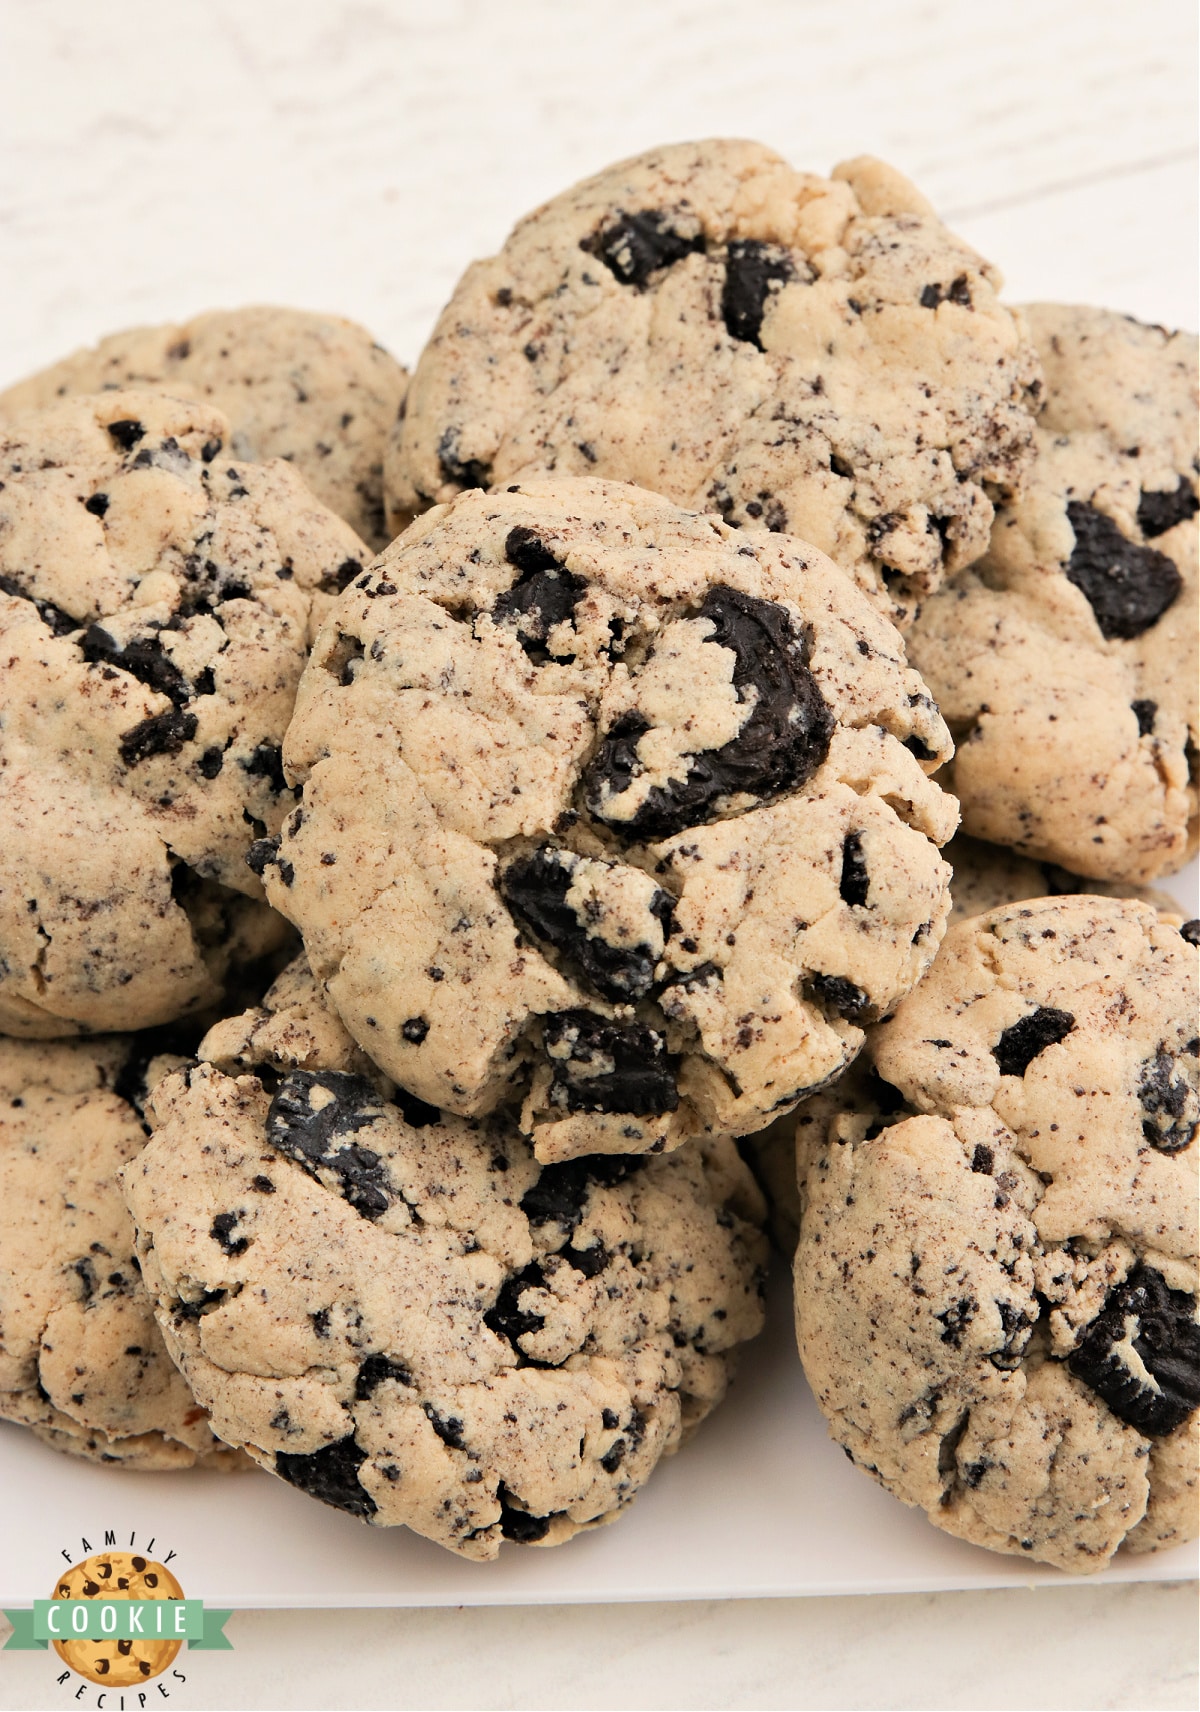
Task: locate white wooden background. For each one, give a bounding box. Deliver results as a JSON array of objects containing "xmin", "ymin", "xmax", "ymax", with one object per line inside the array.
[{"xmin": 0, "ymin": 2, "xmax": 1196, "ymax": 1708}]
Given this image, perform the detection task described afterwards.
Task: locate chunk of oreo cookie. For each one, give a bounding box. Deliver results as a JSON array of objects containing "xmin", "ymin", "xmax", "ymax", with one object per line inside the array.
[
  {"xmin": 518, "ymin": 1153, "xmax": 643, "ymax": 1234},
  {"xmin": 81, "ymin": 625, "xmax": 191, "ymax": 707},
  {"xmin": 1138, "ymin": 1049, "xmax": 1199, "ymax": 1153},
  {"xmin": 1068, "ymin": 1264, "xmax": 1200, "ymax": 1436},
  {"xmin": 275, "ymin": 1434, "xmax": 377, "ymax": 1518},
  {"xmin": 266, "ymin": 1070, "xmax": 393, "ymax": 1218},
  {"xmin": 499, "ymin": 847, "xmax": 671, "ymax": 1001},
  {"xmin": 493, "ymin": 528, "xmax": 587, "ymax": 663},
  {"xmin": 580, "ymin": 210, "xmax": 704, "ymax": 289},
  {"xmin": 542, "ymin": 1011, "xmax": 678, "ymax": 1117},
  {"xmin": 118, "ymin": 708, "xmax": 198, "ymax": 768},
  {"xmin": 993, "ymin": 1007, "xmax": 1076, "ymax": 1076},
  {"xmin": 584, "ymin": 586, "xmax": 833, "ymax": 839},
  {"xmin": 722, "ymin": 240, "xmax": 795, "ymax": 349},
  {"xmin": 1137, "ymin": 477, "xmax": 1199, "ymax": 539},
  {"xmin": 1065, "ymin": 501, "xmax": 1182, "ymax": 639}
]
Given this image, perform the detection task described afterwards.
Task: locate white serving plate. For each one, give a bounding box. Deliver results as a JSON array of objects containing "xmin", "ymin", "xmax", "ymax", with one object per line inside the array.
[{"xmin": 3, "ymin": 861, "xmax": 1196, "ymax": 1610}]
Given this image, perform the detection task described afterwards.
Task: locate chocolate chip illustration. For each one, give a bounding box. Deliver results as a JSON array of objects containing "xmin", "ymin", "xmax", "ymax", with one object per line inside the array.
[
  {"xmin": 580, "ymin": 209, "xmax": 705, "ymax": 289},
  {"xmin": 722, "ymin": 240, "xmax": 795, "ymax": 348},
  {"xmin": 542, "ymin": 1010, "xmax": 678, "ymax": 1116},
  {"xmin": 993, "ymin": 1007, "xmax": 1076, "ymax": 1076},
  {"xmin": 1132, "ymin": 699, "xmax": 1157, "ymax": 736},
  {"xmin": 1065, "ymin": 501, "xmax": 1182, "ymax": 639},
  {"xmin": 1137, "ymin": 477, "xmax": 1198, "ymax": 539},
  {"xmin": 266, "ymin": 1070, "xmax": 392, "ymax": 1218},
  {"xmin": 500, "ymin": 847, "xmax": 672, "ymax": 1001},
  {"xmin": 1068, "ymin": 1264, "xmax": 1200, "ymax": 1436},
  {"xmin": 275, "ymin": 1435, "xmax": 377, "ymax": 1518},
  {"xmin": 584, "ymin": 586, "xmax": 833, "ymax": 839}
]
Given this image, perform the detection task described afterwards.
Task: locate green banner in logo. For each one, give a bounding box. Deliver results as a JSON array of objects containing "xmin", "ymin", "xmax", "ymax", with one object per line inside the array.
[{"xmin": 3, "ymin": 1602, "xmax": 232, "ymax": 1650}]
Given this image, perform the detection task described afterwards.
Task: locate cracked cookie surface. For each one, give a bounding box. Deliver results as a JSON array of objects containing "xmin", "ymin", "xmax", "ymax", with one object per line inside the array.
[
  {"xmin": 265, "ymin": 477, "xmax": 957, "ymax": 1160},
  {"xmin": 386, "ymin": 140, "xmax": 1041, "ymax": 626},
  {"xmin": 0, "ymin": 390, "xmax": 365, "ymax": 1035},
  {"xmin": 908, "ymin": 305, "xmax": 1199, "ymax": 882},
  {"xmin": 0, "ymin": 307, "xmax": 408, "ymax": 551},
  {"xmin": 123, "ymin": 957, "xmax": 768, "ymax": 1559},
  {"xmin": 793, "ymin": 896, "xmax": 1199, "ymax": 1571},
  {"xmin": 0, "ymin": 1033, "xmax": 240, "ymax": 1468}
]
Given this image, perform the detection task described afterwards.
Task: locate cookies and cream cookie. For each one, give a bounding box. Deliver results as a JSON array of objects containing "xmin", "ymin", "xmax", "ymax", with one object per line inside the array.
[
  {"xmin": 909, "ymin": 306, "xmax": 1198, "ymax": 883},
  {"xmin": 261, "ymin": 477, "xmax": 957, "ymax": 1160},
  {"xmin": 0, "ymin": 1032, "xmax": 238, "ymax": 1468},
  {"xmin": 794, "ymin": 897, "xmax": 1199, "ymax": 1570},
  {"xmin": 0, "ymin": 307, "xmax": 408, "ymax": 551},
  {"xmin": 0, "ymin": 390, "xmax": 364, "ymax": 1035},
  {"xmin": 122, "ymin": 957, "xmax": 768, "ymax": 1559},
  {"xmin": 387, "ymin": 141, "xmax": 1041, "ymax": 625}
]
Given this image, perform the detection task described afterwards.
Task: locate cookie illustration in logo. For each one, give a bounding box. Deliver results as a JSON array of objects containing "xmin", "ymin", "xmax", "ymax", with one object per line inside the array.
[{"xmin": 51, "ymin": 1552, "xmax": 184, "ymax": 1687}]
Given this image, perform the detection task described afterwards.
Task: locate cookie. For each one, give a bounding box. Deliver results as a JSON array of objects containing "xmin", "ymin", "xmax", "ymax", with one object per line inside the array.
[
  {"xmin": 0, "ymin": 1032, "xmax": 239, "ymax": 1468},
  {"xmin": 0, "ymin": 307, "xmax": 408, "ymax": 551},
  {"xmin": 944, "ymin": 833, "xmax": 1185, "ymax": 925},
  {"xmin": 0, "ymin": 390, "xmax": 366, "ymax": 1035},
  {"xmin": 49, "ymin": 1553, "xmax": 185, "ymax": 1687},
  {"xmin": 263, "ymin": 476, "xmax": 957, "ymax": 1161},
  {"xmin": 386, "ymin": 141, "xmax": 1041, "ymax": 625},
  {"xmin": 122, "ymin": 956, "xmax": 768, "ymax": 1560},
  {"xmin": 794, "ymin": 896, "xmax": 1199, "ymax": 1571},
  {"xmin": 908, "ymin": 306, "xmax": 1199, "ymax": 883}
]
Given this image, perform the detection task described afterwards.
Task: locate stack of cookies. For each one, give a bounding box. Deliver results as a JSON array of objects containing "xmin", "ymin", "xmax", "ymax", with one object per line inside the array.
[{"xmin": 1, "ymin": 140, "xmax": 1195, "ymax": 1573}]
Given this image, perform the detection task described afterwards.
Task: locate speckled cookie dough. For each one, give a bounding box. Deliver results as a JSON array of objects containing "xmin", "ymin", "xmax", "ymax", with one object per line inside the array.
[
  {"xmin": 908, "ymin": 305, "xmax": 1199, "ymax": 883},
  {"xmin": 0, "ymin": 1033, "xmax": 241, "ymax": 1468},
  {"xmin": 0, "ymin": 307, "xmax": 408, "ymax": 551},
  {"xmin": 263, "ymin": 477, "xmax": 957, "ymax": 1161},
  {"xmin": 387, "ymin": 141, "xmax": 1041, "ymax": 625},
  {"xmin": 794, "ymin": 896, "xmax": 1199, "ymax": 1572},
  {"xmin": 943, "ymin": 833, "xmax": 1184, "ymax": 925},
  {"xmin": 0, "ymin": 389, "xmax": 367, "ymax": 1035},
  {"xmin": 122, "ymin": 957, "xmax": 768, "ymax": 1559}
]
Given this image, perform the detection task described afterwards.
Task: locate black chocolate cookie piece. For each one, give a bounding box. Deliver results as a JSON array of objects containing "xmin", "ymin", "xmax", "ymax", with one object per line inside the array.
[
  {"xmin": 275, "ymin": 1434, "xmax": 378, "ymax": 1518},
  {"xmin": 1064, "ymin": 501, "xmax": 1182, "ymax": 639},
  {"xmin": 722, "ymin": 240, "xmax": 796, "ymax": 349},
  {"xmin": 118, "ymin": 708, "xmax": 198, "ymax": 768},
  {"xmin": 519, "ymin": 1153, "xmax": 644, "ymax": 1234},
  {"xmin": 492, "ymin": 528, "xmax": 587, "ymax": 663},
  {"xmin": 1068, "ymin": 1264, "xmax": 1200, "ymax": 1436},
  {"xmin": 81, "ymin": 624, "xmax": 191, "ymax": 707},
  {"xmin": 580, "ymin": 210, "xmax": 705, "ymax": 289},
  {"xmin": 266, "ymin": 1070, "xmax": 393, "ymax": 1218},
  {"xmin": 500, "ymin": 847, "xmax": 672, "ymax": 1002},
  {"xmin": 542, "ymin": 1010, "xmax": 678, "ymax": 1116},
  {"xmin": 1137, "ymin": 1048, "xmax": 1199, "ymax": 1153},
  {"xmin": 584, "ymin": 586, "xmax": 833, "ymax": 840},
  {"xmin": 0, "ymin": 572, "xmax": 80, "ymax": 636},
  {"xmin": 993, "ymin": 1007, "xmax": 1076, "ymax": 1077},
  {"xmin": 1137, "ymin": 477, "xmax": 1199, "ymax": 539}
]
